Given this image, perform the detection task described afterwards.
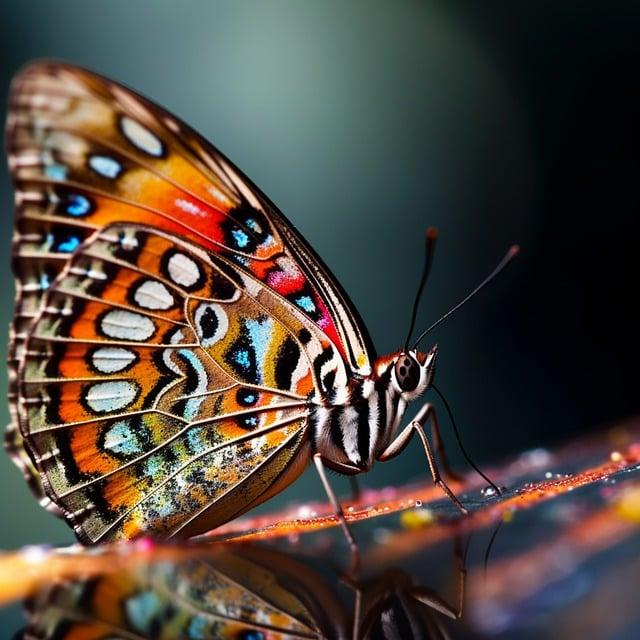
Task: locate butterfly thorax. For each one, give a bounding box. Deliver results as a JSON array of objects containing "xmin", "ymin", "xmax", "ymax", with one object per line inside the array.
[{"xmin": 309, "ymin": 349, "xmax": 436, "ymax": 472}]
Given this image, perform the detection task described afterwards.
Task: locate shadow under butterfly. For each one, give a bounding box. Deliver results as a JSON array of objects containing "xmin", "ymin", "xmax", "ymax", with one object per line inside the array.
[{"xmin": 19, "ymin": 540, "xmax": 469, "ymax": 640}]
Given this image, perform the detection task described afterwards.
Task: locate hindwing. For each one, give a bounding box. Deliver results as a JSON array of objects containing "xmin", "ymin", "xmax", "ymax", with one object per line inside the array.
[{"xmin": 15, "ymin": 224, "xmax": 349, "ymax": 542}]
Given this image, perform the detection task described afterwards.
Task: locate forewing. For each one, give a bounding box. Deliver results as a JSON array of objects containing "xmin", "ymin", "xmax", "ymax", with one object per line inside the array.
[
  {"xmin": 15, "ymin": 224, "xmax": 342, "ymax": 542},
  {"xmin": 6, "ymin": 60, "xmax": 374, "ymax": 385}
]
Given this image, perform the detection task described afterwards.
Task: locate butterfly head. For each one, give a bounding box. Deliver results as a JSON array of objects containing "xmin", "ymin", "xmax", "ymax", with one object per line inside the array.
[{"xmin": 391, "ymin": 345, "xmax": 437, "ymax": 401}]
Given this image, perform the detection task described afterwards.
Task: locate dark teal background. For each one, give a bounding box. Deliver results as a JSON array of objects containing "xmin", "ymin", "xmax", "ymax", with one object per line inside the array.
[{"xmin": 0, "ymin": 0, "xmax": 638, "ymax": 562}]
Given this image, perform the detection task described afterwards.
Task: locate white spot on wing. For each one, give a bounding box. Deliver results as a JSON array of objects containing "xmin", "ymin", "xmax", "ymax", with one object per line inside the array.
[
  {"xmin": 134, "ymin": 280, "xmax": 174, "ymax": 310},
  {"xmin": 120, "ymin": 116, "xmax": 164, "ymax": 157},
  {"xmin": 167, "ymin": 253, "xmax": 201, "ymax": 287},
  {"xmin": 101, "ymin": 310, "xmax": 155, "ymax": 341},
  {"xmin": 175, "ymin": 198, "xmax": 206, "ymax": 217},
  {"xmin": 89, "ymin": 155, "xmax": 122, "ymax": 179},
  {"xmin": 85, "ymin": 381, "xmax": 138, "ymax": 413},
  {"xmin": 170, "ymin": 329, "xmax": 185, "ymax": 344},
  {"xmin": 91, "ymin": 347, "xmax": 137, "ymax": 373}
]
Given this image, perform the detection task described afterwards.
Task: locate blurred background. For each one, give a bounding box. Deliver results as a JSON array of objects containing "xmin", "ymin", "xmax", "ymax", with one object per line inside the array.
[{"xmin": 0, "ymin": 0, "xmax": 638, "ymax": 551}]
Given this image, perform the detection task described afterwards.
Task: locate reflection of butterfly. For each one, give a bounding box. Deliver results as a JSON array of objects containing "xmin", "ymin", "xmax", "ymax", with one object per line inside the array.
[
  {"xmin": 5, "ymin": 62, "xmax": 474, "ymax": 545},
  {"xmin": 20, "ymin": 542, "xmax": 464, "ymax": 640},
  {"xmin": 21, "ymin": 545, "xmax": 347, "ymax": 639}
]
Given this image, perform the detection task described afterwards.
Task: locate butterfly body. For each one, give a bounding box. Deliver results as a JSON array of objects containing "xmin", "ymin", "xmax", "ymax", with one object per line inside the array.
[
  {"xmin": 5, "ymin": 61, "xmax": 459, "ymax": 545},
  {"xmin": 310, "ymin": 348, "xmax": 437, "ymax": 473}
]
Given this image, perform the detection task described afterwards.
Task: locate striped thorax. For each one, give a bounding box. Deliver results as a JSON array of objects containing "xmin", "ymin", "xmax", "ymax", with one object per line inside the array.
[{"xmin": 310, "ymin": 346, "xmax": 438, "ymax": 471}]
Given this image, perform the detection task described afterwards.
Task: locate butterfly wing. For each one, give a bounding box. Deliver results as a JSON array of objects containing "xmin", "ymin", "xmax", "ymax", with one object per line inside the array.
[
  {"xmin": 6, "ymin": 61, "xmax": 376, "ymax": 539},
  {"xmin": 7, "ymin": 60, "xmax": 374, "ymax": 377},
  {"xmin": 17, "ymin": 222, "xmax": 346, "ymax": 542}
]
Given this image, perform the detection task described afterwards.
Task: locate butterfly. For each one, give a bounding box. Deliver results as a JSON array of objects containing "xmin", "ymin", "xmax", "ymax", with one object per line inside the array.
[{"xmin": 5, "ymin": 61, "xmax": 515, "ymax": 549}]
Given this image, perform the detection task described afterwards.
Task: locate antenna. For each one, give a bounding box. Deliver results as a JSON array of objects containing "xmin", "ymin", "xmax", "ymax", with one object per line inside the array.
[
  {"xmin": 413, "ymin": 244, "xmax": 519, "ymax": 348},
  {"xmin": 403, "ymin": 227, "xmax": 438, "ymax": 351}
]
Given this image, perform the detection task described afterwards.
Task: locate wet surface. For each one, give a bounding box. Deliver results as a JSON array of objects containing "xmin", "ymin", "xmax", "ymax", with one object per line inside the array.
[{"xmin": 1, "ymin": 422, "xmax": 639, "ymax": 638}]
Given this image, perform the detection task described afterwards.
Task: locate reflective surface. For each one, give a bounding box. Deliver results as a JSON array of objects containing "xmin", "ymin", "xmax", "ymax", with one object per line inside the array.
[{"xmin": 3, "ymin": 422, "xmax": 639, "ymax": 638}]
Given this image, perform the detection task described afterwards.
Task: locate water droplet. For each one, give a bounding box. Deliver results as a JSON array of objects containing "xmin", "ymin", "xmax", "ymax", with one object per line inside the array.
[{"xmin": 481, "ymin": 486, "xmax": 498, "ymax": 497}]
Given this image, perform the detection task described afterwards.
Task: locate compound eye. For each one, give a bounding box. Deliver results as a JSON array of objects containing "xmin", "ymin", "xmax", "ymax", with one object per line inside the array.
[{"xmin": 394, "ymin": 355, "xmax": 420, "ymax": 392}]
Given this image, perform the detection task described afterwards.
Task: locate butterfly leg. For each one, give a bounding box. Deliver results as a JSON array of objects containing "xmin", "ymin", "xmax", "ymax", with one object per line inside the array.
[
  {"xmin": 377, "ymin": 403, "xmax": 469, "ymax": 515},
  {"xmin": 427, "ymin": 408, "xmax": 464, "ymax": 485},
  {"xmin": 313, "ymin": 453, "xmax": 361, "ymax": 571}
]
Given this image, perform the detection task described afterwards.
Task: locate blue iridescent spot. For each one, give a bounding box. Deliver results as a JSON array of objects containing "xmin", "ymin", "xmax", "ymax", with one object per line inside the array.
[
  {"xmin": 231, "ymin": 228, "xmax": 250, "ymax": 248},
  {"xmin": 245, "ymin": 217, "xmax": 262, "ymax": 233},
  {"xmin": 89, "ymin": 155, "xmax": 123, "ymax": 179},
  {"xmin": 295, "ymin": 295, "xmax": 316, "ymax": 313},
  {"xmin": 237, "ymin": 388, "xmax": 259, "ymax": 407},
  {"xmin": 45, "ymin": 164, "xmax": 67, "ymax": 180},
  {"xmin": 103, "ymin": 421, "xmax": 142, "ymax": 456},
  {"xmin": 66, "ymin": 194, "xmax": 92, "ymax": 216},
  {"xmin": 144, "ymin": 454, "xmax": 164, "ymax": 479},
  {"xmin": 238, "ymin": 631, "xmax": 265, "ymax": 640},
  {"xmin": 246, "ymin": 318, "xmax": 273, "ymax": 359},
  {"xmin": 187, "ymin": 426, "xmax": 204, "ymax": 454},
  {"xmin": 39, "ymin": 272, "xmax": 51, "ymax": 290},
  {"xmin": 57, "ymin": 236, "xmax": 81, "ymax": 253},
  {"xmin": 234, "ymin": 349, "xmax": 251, "ymax": 370}
]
